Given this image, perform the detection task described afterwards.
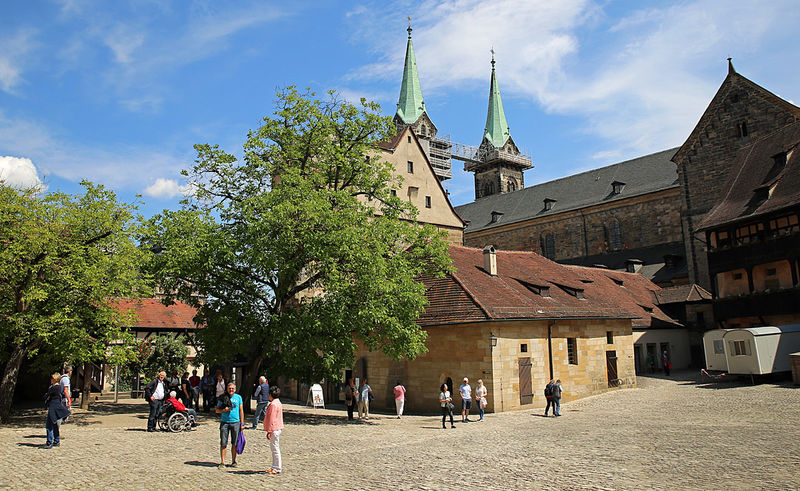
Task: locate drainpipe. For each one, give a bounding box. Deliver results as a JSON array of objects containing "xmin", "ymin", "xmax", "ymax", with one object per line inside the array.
[{"xmin": 548, "ymin": 320, "xmax": 556, "ymax": 380}]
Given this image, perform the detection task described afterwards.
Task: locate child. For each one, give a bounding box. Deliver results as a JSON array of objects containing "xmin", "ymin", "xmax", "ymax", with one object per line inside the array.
[{"xmin": 263, "ymin": 385, "xmax": 284, "ymax": 475}]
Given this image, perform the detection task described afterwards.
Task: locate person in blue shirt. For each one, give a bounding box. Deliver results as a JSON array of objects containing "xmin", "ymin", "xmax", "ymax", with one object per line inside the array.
[
  {"xmin": 216, "ymin": 382, "xmax": 244, "ymax": 468},
  {"xmin": 252, "ymin": 376, "xmax": 270, "ymax": 429}
]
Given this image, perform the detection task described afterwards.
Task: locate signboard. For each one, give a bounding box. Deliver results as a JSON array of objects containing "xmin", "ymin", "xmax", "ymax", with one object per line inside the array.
[{"xmin": 307, "ymin": 383, "xmax": 325, "ymax": 409}]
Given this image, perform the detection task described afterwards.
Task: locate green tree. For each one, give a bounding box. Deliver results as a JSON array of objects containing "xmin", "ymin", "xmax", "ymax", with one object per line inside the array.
[
  {"xmin": 145, "ymin": 87, "xmax": 451, "ymax": 397},
  {"xmin": 0, "ymin": 182, "xmax": 150, "ymax": 422},
  {"xmin": 130, "ymin": 334, "xmax": 189, "ymax": 380}
]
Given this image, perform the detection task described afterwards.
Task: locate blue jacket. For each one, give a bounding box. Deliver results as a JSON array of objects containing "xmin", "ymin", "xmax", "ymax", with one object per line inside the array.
[{"xmin": 254, "ymin": 382, "xmax": 270, "ymax": 404}]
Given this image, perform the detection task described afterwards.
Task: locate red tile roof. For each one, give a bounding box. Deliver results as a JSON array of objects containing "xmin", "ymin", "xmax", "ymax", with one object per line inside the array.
[
  {"xmin": 653, "ymin": 284, "xmax": 712, "ymax": 304},
  {"xmin": 112, "ymin": 298, "xmax": 201, "ymax": 330},
  {"xmin": 419, "ymin": 245, "xmax": 680, "ymax": 328}
]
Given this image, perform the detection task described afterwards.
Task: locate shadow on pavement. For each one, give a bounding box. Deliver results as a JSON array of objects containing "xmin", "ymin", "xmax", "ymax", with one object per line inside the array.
[
  {"xmin": 17, "ymin": 442, "xmax": 45, "ymax": 448},
  {"xmin": 283, "ymin": 411, "xmax": 375, "ymax": 426},
  {"xmin": 125, "ymin": 428, "xmax": 148, "ymax": 432},
  {"xmin": 23, "ymin": 434, "xmax": 45, "ymax": 439},
  {"xmin": 184, "ymin": 461, "xmax": 219, "ymax": 468},
  {"xmin": 230, "ymin": 470, "xmax": 268, "ymax": 475}
]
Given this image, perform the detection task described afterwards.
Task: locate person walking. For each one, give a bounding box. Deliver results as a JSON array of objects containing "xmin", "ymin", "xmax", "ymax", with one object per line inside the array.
[
  {"xmin": 252, "ymin": 376, "xmax": 270, "ymax": 429},
  {"xmin": 180, "ymin": 372, "xmax": 192, "ymax": 409},
  {"xmin": 144, "ymin": 371, "xmax": 167, "ymax": 432},
  {"xmin": 459, "ymin": 377, "xmax": 472, "ymax": 422},
  {"xmin": 263, "ymin": 386, "xmax": 284, "ymax": 475},
  {"xmin": 216, "ymin": 382, "xmax": 244, "ymax": 468},
  {"xmin": 358, "ymin": 379, "xmax": 373, "ymax": 420},
  {"xmin": 544, "ymin": 379, "xmax": 555, "ymax": 417},
  {"xmin": 189, "ymin": 369, "xmax": 201, "ymax": 410},
  {"xmin": 201, "ymin": 369, "xmax": 214, "ymax": 412},
  {"xmin": 393, "ymin": 381, "xmax": 406, "ymax": 419},
  {"xmin": 344, "ymin": 378, "xmax": 357, "ymax": 421},
  {"xmin": 58, "ymin": 366, "xmax": 72, "ymax": 427},
  {"xmin": 662, "ymin": 350, "xmax": 671, "ymax": 376},
  {"xmin": 439, "ymin": 383, "xmax": 456, "ymax": 429},
  {"xmin": 646, "ymin": 353, "xmax": 655, "ymax": 374},
  {"xmin": 474, "ymin": 379, "xmax": 488, "ymax": 421},
  {"xmin": 551, "ymin": 379, "xmax": 563, "ymax": 417},
  {"xmin": 45, "ymin": 372, "xmax": 70, "ymax": 448}
]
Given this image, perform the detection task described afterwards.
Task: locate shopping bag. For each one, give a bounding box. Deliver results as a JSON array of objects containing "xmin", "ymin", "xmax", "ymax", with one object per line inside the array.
[{"xmin": 235, "ymin": 428, "xmax": 246, "ymax": 454}]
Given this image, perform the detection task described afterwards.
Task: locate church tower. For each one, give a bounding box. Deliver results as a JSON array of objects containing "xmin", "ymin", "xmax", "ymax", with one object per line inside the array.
[
  {"xmin": 466, "ymin": 54, "xmax": 532, "ymax": 199},
  {"xmin": 394, "ymin": 24, "xmax": 452, "ymax": 180}
]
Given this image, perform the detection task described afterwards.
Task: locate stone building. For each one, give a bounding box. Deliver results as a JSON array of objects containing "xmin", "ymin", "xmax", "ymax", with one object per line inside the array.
[
  {"xmin": 672, "ymin": 60, "xmax": 800, "ymax": 290},
  {"xmin": 456, "ymin": 148, "xmax": 687, "ymax": 287},
  {"xmin": 698, "ymin": 120, "xmax": 800, "ymax": 328},
  {"xmin": 352, "ymin": 245, "xmax": 680, "ymax": 414}
]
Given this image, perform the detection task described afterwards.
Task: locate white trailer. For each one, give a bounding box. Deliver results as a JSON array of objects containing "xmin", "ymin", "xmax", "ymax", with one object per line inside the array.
[
  {"xmin": 702, "ymin": 329, "xmax": 731, "ymax": 371},
  {"xmin": 723, "ymin": 325, "xmax": 800, "ymax": 375}
]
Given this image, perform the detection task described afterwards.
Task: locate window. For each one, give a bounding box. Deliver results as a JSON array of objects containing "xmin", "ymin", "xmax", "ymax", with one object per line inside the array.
[
  {"xmin": 737, "ymin": 120, "xmax": 748, "ymax": 138},
  {"xmin": 766, "ymin": 268, "xmax": 777, "ymax": 276},
  {"xmin": 556, "ymin": 284, "xmax": 585, "ymax": 299},
  {"xmin": 407, "ymin": 135, "xmax": 412, "ymax": 143},
  {"xmin": 567, "ymin": 338, "xmax": 578, "ymax": 365},
  {"xmin": 507, "ymin": 178, "xmax": 517, "ymax": 192},
  {"xmin": 490, "ymin": 211, "xmax": 503, "ymax": 223},
  {"xmin": 608, "ymin": 220, "xmax": 622, "ymax": 251},
  {"xmin": 391, "ymin": 189, "xmax": 397, "ymax": 197},
  {"xmin": 612, "ymin": 278, "xmax": 624, "ymax": 287},
  {"xmin": 768, "ymin": 214, "xmax": 799, "ymax": 237},
  {"xmin": 715, "ymin": 230, "xmax": 731, "ymax": 249},
  {"xmin": 733, "ymin": 272, "xmax": 743, "ymax": 280},
  {"xmin": 611, "ymin": 181, "xmax": 625, "ymax": 195},
  {"xmin": 520, "ymin": 343, "xmax": 528, "ymax": 353},
  {"xmin": 607, "ymin": 332, "xmax": 613, "ymax": 344},
  {"xmin": 425, "ymin": 196, "xmax": 431, "ymax": 208},
  {"xmin": 713, "ymin": 339, "xmax": 725, "ymax": 354},
  {"xmin": 541, "ymin": 233, "xmax": 556, "ymax": 259},
  {"xmin": 407, "ymin": 161, "xmax": 414, "ymax": 173},
  {"xmin": 734, "ymin": 222, "xmax": 764, "ymax": 245},
  {"xmin": 518, "ymin": 280, "xmax": 550, "ymax": 297},
  {"xmin": 543, "ymin": 198, "xmax": 556, "ymax": 211},
  {"xmin": 730, "ymin": 340, "xmax": 751, "ymax": 356}
]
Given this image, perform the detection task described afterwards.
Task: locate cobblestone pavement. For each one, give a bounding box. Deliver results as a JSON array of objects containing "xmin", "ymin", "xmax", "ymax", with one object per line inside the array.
[{"xmin": 2, "ymin": 371, "xmax": 799, "ymax": 490}]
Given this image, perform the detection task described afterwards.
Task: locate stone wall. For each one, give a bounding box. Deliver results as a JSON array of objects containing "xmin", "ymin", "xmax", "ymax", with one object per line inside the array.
[
  {"xmin": 353, "ymin": 318, "xmax": 635, "ymax": 414},
  {"xmin": 464, "ymin": 188, "xmax": 682, "ymax": 262}
]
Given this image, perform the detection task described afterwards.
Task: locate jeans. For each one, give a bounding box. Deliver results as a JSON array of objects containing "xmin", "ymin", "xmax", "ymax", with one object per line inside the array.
[
  {"xmin": 545, "ymin": 397, "xmax": 554, "ymax": 415},
  {"xmin": 202, "ymin": 391, "xmax": 213, "ymax": 412},
  {"xmin": 191, "ymin": 387, "xmax": 200, "ymax": 410},
  {"xmin": 553, "ymin": 398, "xmax": 561, "ymax": 416},
  {"xmin": 46, "ymin": 417, "xmax": 60, "ymax": 445},
  {"xmin": 478, "ymin": 402, "xmax": 485, "ymax": 420},
  {"xmin": 269, "ymin": 429, "xmax": 282, "ymax": 471},
  {"xmin": 253, "ymin": 401, "xmax": 269, "ymax": 428},
  {"xmin": 219, "ymin": 421, "xmax": 241, "ymax": 449},
  {"xmin": 148, "ymin": 399, "xmax": 162, "ymax": 431},
  {"xmin": 346, "ymin": 401, "xmax": 355, "ymax": 420},
  {"xmin": 441, "ymin": 405, "xmax": 455, "ymax": 427}
]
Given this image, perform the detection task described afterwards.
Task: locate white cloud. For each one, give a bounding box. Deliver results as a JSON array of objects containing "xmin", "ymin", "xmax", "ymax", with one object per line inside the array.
[
  {"xmin": 0, "ymin": 28, "xmax": 37, "ymax": 94},
  {"xmin": 0, "ymin": 156, "xmax": 45, "ymax": 189},
  {"xmin": 104, "ymin": 24, "xmax": 145, "ymax": 64},
  {"xmin": 143, "ymin": 178, "xmax": 193, "ymax": 199}
]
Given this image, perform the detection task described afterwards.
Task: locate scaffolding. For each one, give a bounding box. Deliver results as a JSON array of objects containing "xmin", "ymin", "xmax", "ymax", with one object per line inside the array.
[{"xmin": 451, "ymin": 141, "xmax": 532, "ymax": 172}]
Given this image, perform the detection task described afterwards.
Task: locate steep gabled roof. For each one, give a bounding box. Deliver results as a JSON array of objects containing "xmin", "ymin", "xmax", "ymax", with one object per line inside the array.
[
  {"xmin": 654, "ymin": 284, "xmax": 712, "ymax": 304},
  {"xmin": 395, "ymin": 27, "xmax": 427, "ymax": 125},
  {"xmin": 673, "ymin": 66, "xmax": 800, "ymax": 165},
  {"xmin": 456, "ymin": 148, "xmax": 679, "ymax": 233},
  {"xmin": 483, "ymin": 57, "xmax": 511, "ymax": 149},
  {"xmin": 698, "ymin": 120, "xmax": 800, "ymax": 230},
  {"xmin": 113, "ymin": 298, "xmax": 201, "ymax": 330}
]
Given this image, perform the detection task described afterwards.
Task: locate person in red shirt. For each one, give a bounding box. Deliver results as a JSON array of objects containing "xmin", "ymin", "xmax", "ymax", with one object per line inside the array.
[
  {"xmin": 166, "ymin": 391, "xmax": 198, "ymax": 426},
  {"xmin": 263, "ymin": 386, "xmax": 284, "ymax": 474}
]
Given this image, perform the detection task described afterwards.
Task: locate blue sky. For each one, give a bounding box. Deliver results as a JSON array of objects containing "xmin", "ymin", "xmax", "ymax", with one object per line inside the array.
[{"xmin": 2, "ymin": 0, "xmax": 799, "ymax": 217}]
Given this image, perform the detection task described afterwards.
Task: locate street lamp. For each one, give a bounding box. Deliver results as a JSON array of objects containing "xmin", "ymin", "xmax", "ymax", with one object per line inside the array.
[{"xmin": 489, "ymin": 332, "xmax": 498, "ymax": 349}]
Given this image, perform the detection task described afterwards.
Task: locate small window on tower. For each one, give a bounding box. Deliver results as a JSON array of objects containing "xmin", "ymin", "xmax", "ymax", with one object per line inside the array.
[
  {"xmin": 425, "ymin": 196, "xmax": 431, "ymax": 208},
  {"xmin": 737, "ymin": 121, "xmax": 749, "ymax": 138},
  {"xmin": 408, "ymin": 135, "xmax": 412, "ymax": 143},
  {"xmin": 407, "ymin": 161, "xmax": 414, "ymax": 173},
  {"xmin": 520, "ymin": 343, "xmax": 528, "ymax": 353},
  {"xmin": 391, "ymin": 189, "xmax": 397, "ymax": 197}
]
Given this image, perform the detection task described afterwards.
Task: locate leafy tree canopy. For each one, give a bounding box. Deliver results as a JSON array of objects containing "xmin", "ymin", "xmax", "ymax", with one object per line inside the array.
[
  {"xmin": 130, "ymin": 334, "xmax": 190, "ymax": 380},
  {"xmin": 0, "ymin": 181, "xmax": 150, "ymax": 421},
  {"xmin": 145, "ymin": 87, "xmax": 452, "ymax": 385}
]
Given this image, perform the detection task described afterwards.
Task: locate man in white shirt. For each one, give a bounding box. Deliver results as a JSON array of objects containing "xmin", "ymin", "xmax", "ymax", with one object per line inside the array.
[
  {"xmin": 459, "ymin": 377, "xmax": 472, "ymax": 422},
  {"xmin": 145, "ymin": 371, "xmax": 167, "ymax": 432}
]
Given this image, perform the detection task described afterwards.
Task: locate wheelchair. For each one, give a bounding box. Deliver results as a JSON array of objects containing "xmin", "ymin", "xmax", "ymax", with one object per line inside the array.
[{"xmin": 158, "ymin": 401, "xmax": 195, "ymax": 433}]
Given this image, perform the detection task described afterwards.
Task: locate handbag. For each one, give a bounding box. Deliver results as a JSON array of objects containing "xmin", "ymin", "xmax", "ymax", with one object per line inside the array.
[
  {"xmin": 447, "ymin": 402, "xmax": 455, "ymax": 411},
  {"xmin": 235, "ymin": 428, "xmax": 246, "ymax": 454}
]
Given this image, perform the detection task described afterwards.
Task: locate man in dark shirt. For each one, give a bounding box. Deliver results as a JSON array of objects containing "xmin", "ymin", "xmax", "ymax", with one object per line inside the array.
[{"xmin": 252, "ymin": 376, "xmax": 270, "ymax": 429}]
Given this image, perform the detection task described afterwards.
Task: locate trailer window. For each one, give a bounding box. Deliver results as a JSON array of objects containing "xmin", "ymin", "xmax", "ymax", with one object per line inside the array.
[
  {"xmin": 713, "ymin": 340, "xmax": 725, "ymax": 354},
  {"xmin": 730, "ymin": 340, "xmax": 751, "ymax": 356}
]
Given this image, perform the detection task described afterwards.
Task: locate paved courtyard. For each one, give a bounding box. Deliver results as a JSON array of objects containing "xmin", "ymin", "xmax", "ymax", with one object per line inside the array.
[{"xmin": 1, "ymin": 371, "xmax": 798, "ymax": 490}]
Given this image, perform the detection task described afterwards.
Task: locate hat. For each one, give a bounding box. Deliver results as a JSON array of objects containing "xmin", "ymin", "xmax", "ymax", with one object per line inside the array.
[{"xmin": 463, "ymin": 377, "xmax": 468, "ymax": 382}]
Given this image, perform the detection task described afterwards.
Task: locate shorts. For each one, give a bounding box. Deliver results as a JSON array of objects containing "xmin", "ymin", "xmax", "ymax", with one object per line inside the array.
[
  {"xmin": 462, "ymin": 398, "xmax": 472, "ymax": 410},
  {"xmin": 219, "ymin": 421, "xmax": 240, "ymax": 448}
]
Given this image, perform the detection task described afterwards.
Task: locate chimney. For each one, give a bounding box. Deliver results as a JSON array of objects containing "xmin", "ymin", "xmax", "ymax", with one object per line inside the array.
[
  {"xmin": 625, "ymin": 258, "xmax": 644, "ymax": 273},
  {"xmin": 483, "ymin": 245, "xmax": 497, "ymax": 276}
]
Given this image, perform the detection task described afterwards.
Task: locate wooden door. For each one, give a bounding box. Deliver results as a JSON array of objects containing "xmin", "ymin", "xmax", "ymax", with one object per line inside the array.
[
  {"xmin": 606, "ymin": 351, "xmax": 619, "ymax": 387},
  {"xmin": 633, "ymin": 344, "xmax": 642, "ymax": 374},
  {"xmin": 518, "ymin": 357, "xmax": 533, "ymax": 405}
]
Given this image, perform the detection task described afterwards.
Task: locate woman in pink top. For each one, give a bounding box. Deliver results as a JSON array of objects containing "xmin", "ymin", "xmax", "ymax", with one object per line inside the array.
[
  {"xmin": 393, "ymin": 381, "xmax": 406, "ymax": 419},
  {"xmin": 263, "ymin": 386, "xmax": 284, "ymax": 474}
]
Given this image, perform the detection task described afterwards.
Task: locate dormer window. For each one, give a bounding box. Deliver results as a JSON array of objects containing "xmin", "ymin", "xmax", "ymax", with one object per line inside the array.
[
  {"xmin": 556, "ymin": 284, "xmax": 585, "ymax": 299},
  {"xmin": 543, "ymin": 198, "xmax": 556, "ymax": 211},
  {"xmin": 490, "ymin": 211, "xmax": 504, "ymax": 223},
  {"xmin": 517, "ymin": 279, "xmax": 551, "ymax": 297},
  {"xmin": 611, "ymin": 181, "xmax": 625, "ymax": 195}
]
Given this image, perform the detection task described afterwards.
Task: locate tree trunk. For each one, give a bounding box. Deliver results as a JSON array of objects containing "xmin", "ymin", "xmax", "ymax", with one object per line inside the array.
[
  {"xmin": 80, "ymin": 363, "xmax": 92, "ymax": 410},
  {"xmin": 0, "ymin": 345, "xmax": 28, "ymax": 423}
]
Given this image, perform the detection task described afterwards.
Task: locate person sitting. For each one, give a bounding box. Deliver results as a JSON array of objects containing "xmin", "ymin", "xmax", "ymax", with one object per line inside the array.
[{"xmin": 166, "ymin": 391, "xmax": 198, "ymax": 426}]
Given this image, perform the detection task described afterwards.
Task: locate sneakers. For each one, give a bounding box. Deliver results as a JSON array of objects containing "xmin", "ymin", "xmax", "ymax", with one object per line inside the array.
[
  {"xmin": 451, "ymin": 425, "xmax": 456, "ymax": 429},
  {"xmin": 267, "ymin": 469, "xmax": 281, "ymax": 475},
  {"xmin": 230, "ymin": 462, "xmax": 238, "ymax": 468},
  {"xmin": 218, "ymin": 463, "xmax": 225, "ymax": 469}
]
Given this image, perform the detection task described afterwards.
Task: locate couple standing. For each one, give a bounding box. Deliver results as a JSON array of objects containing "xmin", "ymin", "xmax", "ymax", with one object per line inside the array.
[
  {"xmin": 544, "ymin": 379, "xmax": 563, "ymax": 417},
  {"xmin": 344, "ymin": 378, "xmax": 374, "ymax": 421}
]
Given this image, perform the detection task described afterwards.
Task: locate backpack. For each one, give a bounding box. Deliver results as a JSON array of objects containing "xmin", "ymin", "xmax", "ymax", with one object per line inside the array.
[{"xmin": 544, "ymin": 383, "xmax": 553, "ymax": 397}]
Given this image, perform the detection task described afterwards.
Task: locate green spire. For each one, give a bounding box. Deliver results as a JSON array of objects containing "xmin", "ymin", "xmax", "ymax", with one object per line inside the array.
[
  {"xmin": 396, "ymin": 25, "xmax": 426, "ymax": 125},
  {"xmin": 483, "ymin": 53, "xmax": 511, "ymax": 148}
]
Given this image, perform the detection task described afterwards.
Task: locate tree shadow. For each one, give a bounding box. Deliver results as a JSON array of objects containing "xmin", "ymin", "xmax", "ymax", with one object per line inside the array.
[{"xmin": 282, "ymin": 411, "xmax": 372, "ymax": 426}]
